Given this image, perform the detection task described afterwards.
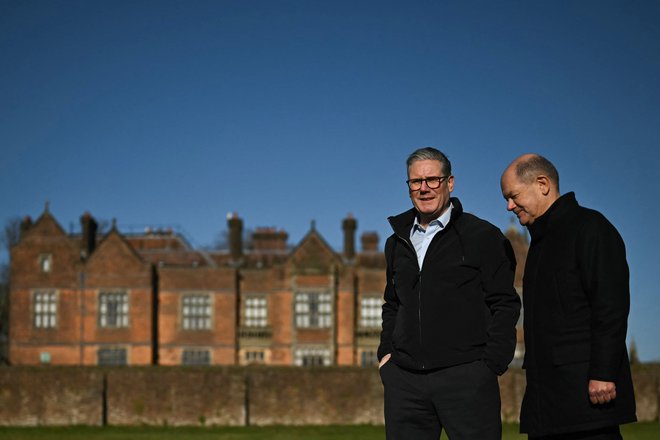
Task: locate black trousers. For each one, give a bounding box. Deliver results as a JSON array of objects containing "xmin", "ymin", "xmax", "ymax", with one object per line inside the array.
[
  {"xmin": 380, "ymin": 359, "xmax": 501, "ymax": 440},
  {"xmin": 529, "ymin": 426, "xmax": 623, "ymax": 440}
]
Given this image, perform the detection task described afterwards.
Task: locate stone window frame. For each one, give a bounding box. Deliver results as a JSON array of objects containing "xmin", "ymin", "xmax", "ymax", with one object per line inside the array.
[
  {"xmin": 182, "ymin": 348, "xmax": 211, "ymax": 365},
  {"xmin": 244, "ymin": 350, "xmax": 265, "ymax": 365},
  {"xmin": 97, "ymin": 347, "xmax": 128, "ymax": 366},
  {"xmin": 243, "ymin": 295, "xmax": 268, "ymax": 328},
  {"xmin": 294, "ymin": 346, "xmax": 331, "ymax": 367},
  {"xmin": 181, "ymin": 293, "xmax": 212, "ymax": 331},
  {"xmin": 359, "ymin": 349, "xmax": 379, "ymax": 367},
  {"xmin": 294, "ymin": 290, "xmax": 332, "ymax": 329},
  {"xmin": 98, "ymin": 291, "xmax": 129, "ymax": 328},
  {"xmin": 359, "ymin": 295, "xmax": 383, "ymax": 328},
  {"xmin": 33, "ymin": 290, "xmax": 57, "ymax": 329}
]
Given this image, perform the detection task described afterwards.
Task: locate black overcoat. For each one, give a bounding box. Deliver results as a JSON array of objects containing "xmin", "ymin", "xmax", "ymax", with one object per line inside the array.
[{"xmin": 520, "ymin": 192, "xmax": 636, "ymax": 436}]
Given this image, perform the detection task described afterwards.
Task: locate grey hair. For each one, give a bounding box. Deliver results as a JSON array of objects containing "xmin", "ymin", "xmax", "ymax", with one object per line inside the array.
[
  {"xmin": 406, "ymin": 147, "xmax": 452, "ymax": 176},
  {"xmin": 515, "ymin": 154, "xmax": 560, "ymax": 192}
]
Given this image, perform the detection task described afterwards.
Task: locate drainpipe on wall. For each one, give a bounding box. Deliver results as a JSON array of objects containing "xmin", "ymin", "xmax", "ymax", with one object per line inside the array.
[
  {"xmin": 331, "ymin": 263, "xmax": 338, "ymax": 366},
  {"xmin": 79, "ymin": 270, "xmax": 85, "ymax": 365}
]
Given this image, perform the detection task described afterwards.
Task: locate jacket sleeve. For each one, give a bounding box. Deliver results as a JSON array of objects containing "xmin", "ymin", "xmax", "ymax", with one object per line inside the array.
[
  {"xmin": 378, "ymin": 236, "xmax": 398, "ymax": 361},
  {"xmin": 578, "ymin": 214, "xmax": 630, "ymax": 381},
  {"xmin": 480, "ymin": 230, "xmax": 521, "ymax": 375}
]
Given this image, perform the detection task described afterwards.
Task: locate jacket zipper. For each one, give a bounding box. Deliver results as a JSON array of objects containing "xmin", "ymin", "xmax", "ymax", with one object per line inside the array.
[{"xmin": 418, "ymin": 272, "xmax": 424, "ymax": 369}]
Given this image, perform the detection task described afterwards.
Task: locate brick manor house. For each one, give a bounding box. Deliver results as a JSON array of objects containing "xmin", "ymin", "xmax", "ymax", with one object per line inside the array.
[{"xmin": 8, "ymin": 206, "xmax": 527, "ymax": 367}]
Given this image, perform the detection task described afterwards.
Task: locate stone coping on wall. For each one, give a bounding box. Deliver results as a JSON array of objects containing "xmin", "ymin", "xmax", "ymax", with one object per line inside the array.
[{"xmin": 0, "ymin": 365, "xmax": 657, "ymax": 426}]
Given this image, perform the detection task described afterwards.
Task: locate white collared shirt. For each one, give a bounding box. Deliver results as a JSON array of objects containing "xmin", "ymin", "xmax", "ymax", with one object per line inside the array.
[{"xmin": 410, "ymin": 203, "xmax": 453, "ymax": 269}]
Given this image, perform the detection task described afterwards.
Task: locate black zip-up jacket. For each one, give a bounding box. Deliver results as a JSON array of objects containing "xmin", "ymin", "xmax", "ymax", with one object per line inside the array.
[{"xmin": 377, "ymin": 198, "xmax": 521, "ymax": 375}]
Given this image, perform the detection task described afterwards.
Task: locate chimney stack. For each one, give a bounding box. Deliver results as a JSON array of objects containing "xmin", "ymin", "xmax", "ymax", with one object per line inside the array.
[
  {"xmin": 80, "ymin": 212, "xmax": 98, "ymax": 259},
  {"xmin": 227, "ymin": 212, "xmax": 243, "ymax": 261},
  {"xmin": 252, "ymin": 227, "xmax": 288, "ymax": 251},
  {"xmin": 342, "ymin": 214, "xmax": 357, "ymax": 260},
  {"xmin": 361, "ymin": 231, "xmax": 379, "ymax": 252},
  {"xmin": 20, "ymin": 216, "xmax": 32, "ymax": 239}
]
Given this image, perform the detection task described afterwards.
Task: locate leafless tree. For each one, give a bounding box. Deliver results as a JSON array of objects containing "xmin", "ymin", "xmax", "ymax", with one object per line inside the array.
[
  {"xmin": 0, "ymin": 216, "xmax": 21, "ymax": 252},
  {"xmin": 208, "ymin": 228, "xmax": 254, "ymax": 251},
  {"xmin": 0, "ymin": 217, "xmax": 20, "ymax": 364}
]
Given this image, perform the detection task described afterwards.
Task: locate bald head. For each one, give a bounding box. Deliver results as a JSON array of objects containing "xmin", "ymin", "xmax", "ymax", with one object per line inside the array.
[
  {"xmin": 508, "ymin": 154, "xmax": 559, "ymax": 191},
  {"xmin": 500, "ymin": 154, "xmax": 561, "ymax": 226}
]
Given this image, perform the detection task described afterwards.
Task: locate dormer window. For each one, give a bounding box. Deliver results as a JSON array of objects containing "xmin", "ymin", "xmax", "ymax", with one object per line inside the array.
[{"xmin": 39, "ymin": 254, "xmax": 52, "ymax": 273}]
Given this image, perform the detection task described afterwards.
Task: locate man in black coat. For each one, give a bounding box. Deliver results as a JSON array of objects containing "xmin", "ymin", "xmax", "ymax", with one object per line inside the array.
[
  {"xmin": 378, "ymin": 147, "xmax": 520, "ymax": 439},
  {"xmin": 500, "ymin": 154, "xmax": 636, "ymax": 439}
]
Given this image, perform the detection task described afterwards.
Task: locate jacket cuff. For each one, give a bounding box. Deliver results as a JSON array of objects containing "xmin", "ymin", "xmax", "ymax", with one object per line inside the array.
[{"xmin": 484, "ymin": 358, "xmax": 507, "ymax": 376}]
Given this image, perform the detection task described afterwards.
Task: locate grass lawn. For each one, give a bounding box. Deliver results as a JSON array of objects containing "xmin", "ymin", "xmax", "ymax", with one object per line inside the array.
[{"xmin": 0, "ymin": 423, "xmax": 657, "ymax": 439}]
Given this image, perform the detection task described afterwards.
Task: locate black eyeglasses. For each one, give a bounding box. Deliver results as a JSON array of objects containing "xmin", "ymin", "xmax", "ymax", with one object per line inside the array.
[{"xmin": 406, "ymin": 176, "xmax": 451, "ymax": 190}]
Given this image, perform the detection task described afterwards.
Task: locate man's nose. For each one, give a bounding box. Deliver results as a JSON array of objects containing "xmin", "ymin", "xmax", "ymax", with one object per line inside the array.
[{"xmin": 506, "ymin": 199, "xmax": 516, "ymax": 211}]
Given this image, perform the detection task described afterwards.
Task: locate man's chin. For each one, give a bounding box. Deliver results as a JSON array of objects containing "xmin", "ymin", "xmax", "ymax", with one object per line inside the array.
[{"xmin": 418, "ymin": 209, "xmax": 441, "ymax": 219}]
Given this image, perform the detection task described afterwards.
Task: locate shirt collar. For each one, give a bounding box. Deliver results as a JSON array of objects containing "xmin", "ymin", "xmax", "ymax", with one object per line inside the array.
[{"xmin": 413, "ymin": 203, "xmax": 453, "ymax": 232}]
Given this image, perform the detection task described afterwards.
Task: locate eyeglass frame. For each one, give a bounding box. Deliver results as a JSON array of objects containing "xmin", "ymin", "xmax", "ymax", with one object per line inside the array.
[{"xmin": 406, "ymin": 175, "xmax": 452, "ymax": 190}]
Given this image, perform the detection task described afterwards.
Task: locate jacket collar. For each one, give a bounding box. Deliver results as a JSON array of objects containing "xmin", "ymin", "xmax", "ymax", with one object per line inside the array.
[
  {"xmin": 388, "ymin": 197, "xmax": 464, "ymax": 239},
  {"xmin": 527, "ymin": 192, "xmax": 578, "ymax": 241}
]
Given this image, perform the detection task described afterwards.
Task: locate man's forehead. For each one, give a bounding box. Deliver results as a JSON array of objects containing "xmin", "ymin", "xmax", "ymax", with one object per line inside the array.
[
  {"xmin": 408, "ymin": 159, "xmax": 442, "ymax": 173},
  {"xmin": 501, "ymin": 172, "xmax": 523, "ymax": 192}
]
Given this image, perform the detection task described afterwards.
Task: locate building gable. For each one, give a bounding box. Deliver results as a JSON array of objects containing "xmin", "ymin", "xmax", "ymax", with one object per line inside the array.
[
  {"xmin": 85, "ymin": 230, "xmax": 150, "ymax": 287},
  {"xmin": 287, "ymin": 229, "xmax": 342, "ymax": 276},
  {"xmin": 22, "ymin": 211, "xmax": 69, "ymax": 240},
  {"xmin": 10, "ymin": 211, "xmax": 81, "ymax": 288}
]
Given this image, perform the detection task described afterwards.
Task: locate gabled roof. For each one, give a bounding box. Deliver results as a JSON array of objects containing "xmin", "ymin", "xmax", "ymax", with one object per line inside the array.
[
  {"xmin": 85, "ymin": 228, "xmax": 146, "ymax": 269},
  {"xmin": 23, "ymin": 208, "xmax": 69, "ymax": 240},
  {"xmin": 287, "ymin": 224, "xmax": 343, "ymax": 274}
]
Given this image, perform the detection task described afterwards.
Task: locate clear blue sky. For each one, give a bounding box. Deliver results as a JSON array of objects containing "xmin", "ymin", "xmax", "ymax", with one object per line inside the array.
[{"xmin": 1, "ymin": 0, "xmax": 659, "ymax": 361}]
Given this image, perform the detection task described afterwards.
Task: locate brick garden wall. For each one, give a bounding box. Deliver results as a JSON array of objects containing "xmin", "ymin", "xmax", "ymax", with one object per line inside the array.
[
  {"xmin": 0, "ymin": 365, "xmax": 657, "ymax": 426},
  {"xmin": 0, "ymin": 367, "xmax": 104, "ymax": 425},
  {"xmin": 106, "ymin": 367, "xmax": 246, "ymax": 426}
]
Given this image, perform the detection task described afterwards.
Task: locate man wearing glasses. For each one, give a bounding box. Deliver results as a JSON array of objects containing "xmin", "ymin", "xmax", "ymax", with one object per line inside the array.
[
  {"xmin": 500, "ymin": 154, "xmax": 636, "ymax": 439},
  {"xmin": 378, "ymin": 147, "xmax": 521, "ymax": 439}
]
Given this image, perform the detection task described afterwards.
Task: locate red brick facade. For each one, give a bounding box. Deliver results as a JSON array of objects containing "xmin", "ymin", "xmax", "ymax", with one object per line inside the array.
[{"xmin": 9, "ymin": 208, "xmax": 527, "ymax": 367}]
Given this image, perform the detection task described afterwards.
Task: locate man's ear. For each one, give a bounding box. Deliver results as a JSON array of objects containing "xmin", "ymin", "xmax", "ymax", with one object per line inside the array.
[{"xmin": 536, "ymin": 175, "xmax": 551, "ymax": 196}]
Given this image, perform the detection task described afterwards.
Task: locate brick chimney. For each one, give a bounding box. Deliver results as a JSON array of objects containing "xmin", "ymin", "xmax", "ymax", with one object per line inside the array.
[
  {"xmin": 342, "ymin": 214, "xmax": 357, "ymax": 260},
  {"xmin": 80, "ymin": 212, "xmax": 98, "ymax": 259},
  {"xmin": 361, "ymin": 231, "xmax": 379, "ymax": 252},
  {"xmin": 252, "ymin": 227, "xmax": 288, "ymax": 252},
  {"xmin": 227, "ymin": 212, "xmax": 243, "ymax": 261},
  {"xmin": 20, "ymin": 216, "xmax": 32, "ymax": 239}
]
